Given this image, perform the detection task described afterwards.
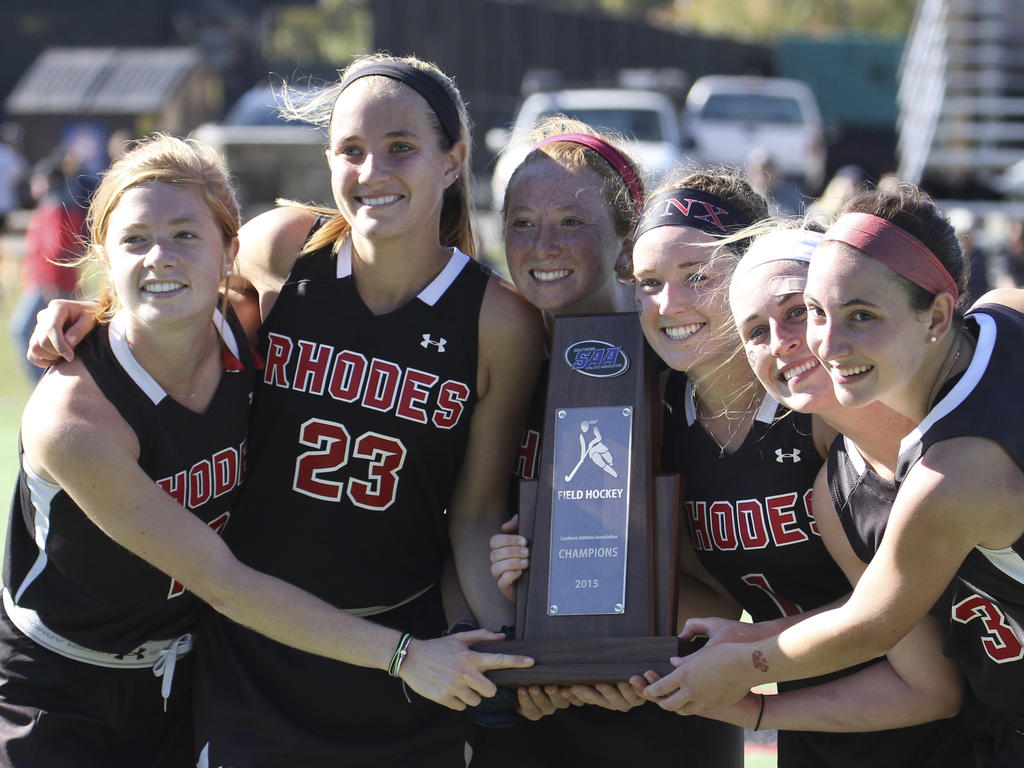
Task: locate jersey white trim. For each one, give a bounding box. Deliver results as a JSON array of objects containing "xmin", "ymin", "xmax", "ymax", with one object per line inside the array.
[
  {"xmin": 108, "ymin": 308, "xmax": 242, "ymax": 406},
  {"xmin": 843, "ymin": 434, "xmax": 868, "ymax": 475},
  {"xmin": 976, "ymin": 546, "xmax": 1024, "ymax": 586},
  {"xmin": 11, "ymin": 462, "xmax": 62, "ymax": 602},
  {"xmin": 334, "ymin": 239, "xmax": 471, "ymax": 307},
  {"xmin": 418, "ymin": 249, "xmax": 471, "ymax": 306},
  {"xmin": 899, "ymin": 312, "xmax": 993, "ymax": 458}
]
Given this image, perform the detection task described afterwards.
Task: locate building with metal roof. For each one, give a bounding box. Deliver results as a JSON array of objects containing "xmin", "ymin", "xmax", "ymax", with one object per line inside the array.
[{"xmin": 5, "ymin": 46, "xmax": 218, "ymax": 164}]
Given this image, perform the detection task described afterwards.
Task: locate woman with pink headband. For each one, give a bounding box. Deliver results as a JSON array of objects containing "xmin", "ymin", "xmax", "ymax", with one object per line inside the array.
[
  {"xmin": 474, "ymin": 117, "xmax": 744, "ymax": 768},
  {"xmin": 643, "ymin": 183, "xmax": 1024, "ymax": 765}
]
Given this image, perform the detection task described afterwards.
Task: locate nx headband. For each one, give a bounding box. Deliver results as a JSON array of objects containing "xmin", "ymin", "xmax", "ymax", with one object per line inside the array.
[{"xmin": 634, "ymin": 188, "xmax": 753, "ymax": 241}]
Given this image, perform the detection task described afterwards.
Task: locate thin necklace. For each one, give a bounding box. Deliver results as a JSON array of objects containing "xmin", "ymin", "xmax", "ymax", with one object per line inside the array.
[{"xmin": 694, "ymin": 390, "xmax": 759, "ymax": 459}]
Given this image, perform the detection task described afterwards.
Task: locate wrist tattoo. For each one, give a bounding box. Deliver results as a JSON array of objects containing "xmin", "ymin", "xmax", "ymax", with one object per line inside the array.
[{"xmin": 752, "ymin": 650, "xmax": 769, "ymax": 672}]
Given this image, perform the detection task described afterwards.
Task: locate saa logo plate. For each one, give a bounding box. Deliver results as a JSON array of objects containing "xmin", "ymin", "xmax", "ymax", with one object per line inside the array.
[{"xmin": 564, "ymin": 340, "xmax": 630, "ymax": 379}]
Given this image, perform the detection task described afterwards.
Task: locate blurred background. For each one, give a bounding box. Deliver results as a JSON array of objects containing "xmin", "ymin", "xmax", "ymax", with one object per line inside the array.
[{"xmin": 3, "ymin": 3, "xmax": 1024, "ymax": 763}]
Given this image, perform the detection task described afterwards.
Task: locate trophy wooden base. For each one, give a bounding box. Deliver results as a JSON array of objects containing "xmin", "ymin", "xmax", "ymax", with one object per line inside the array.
[{"xmin": 474, "ymin": 636, "xmax": 683, "ymax": 687}]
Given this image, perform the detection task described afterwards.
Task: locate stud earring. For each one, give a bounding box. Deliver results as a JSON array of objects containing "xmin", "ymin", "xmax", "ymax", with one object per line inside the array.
[{"xmin": 929, "ymin": 335, "xmax": 937, "ymax": 343}]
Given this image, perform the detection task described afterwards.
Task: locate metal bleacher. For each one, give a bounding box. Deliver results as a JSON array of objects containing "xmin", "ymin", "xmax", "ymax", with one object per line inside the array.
[{"xmin": 897, "ymin": 0, "xmax": 1024, "ymax": 189}]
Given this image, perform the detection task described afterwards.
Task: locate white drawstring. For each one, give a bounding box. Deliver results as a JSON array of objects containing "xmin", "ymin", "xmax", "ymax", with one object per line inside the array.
[{"xmin": 152, "ymin": 633, "xmax": 191, "ymax": 711}]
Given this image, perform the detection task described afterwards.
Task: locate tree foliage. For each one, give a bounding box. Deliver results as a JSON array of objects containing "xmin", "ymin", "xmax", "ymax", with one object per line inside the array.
[
  {"xmin": 567, "ymin": 0, "xmax": 917, "ymax": 39},
  {"xmin": 263, "ymin": 0, "xmax": 370, "ymax": 70}
]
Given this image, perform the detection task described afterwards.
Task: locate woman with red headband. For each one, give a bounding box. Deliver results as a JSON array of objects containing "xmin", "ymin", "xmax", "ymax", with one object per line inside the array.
[
  {"xmin": 643, "ymin": 183, "xmax": 1024, "ymax": 765},
  {"xmin": 473, "ymin": 118, "xmax": 745, "ymax": 768}
]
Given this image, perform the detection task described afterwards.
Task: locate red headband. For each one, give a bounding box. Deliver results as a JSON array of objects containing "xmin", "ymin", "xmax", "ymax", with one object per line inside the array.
[
  {"xmin": 531, "ymin": 132, "xmax": 645, "ymax": 215},
  {"xmin": 822, "ymin": 212, "xmax": 959, "ymax": 302}
]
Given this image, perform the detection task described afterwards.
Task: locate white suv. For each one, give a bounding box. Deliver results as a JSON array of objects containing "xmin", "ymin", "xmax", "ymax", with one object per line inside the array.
[
  {"xmin": 487, "ymin": 88, "xmax": 688, "ymax": 210},
  {"xmin": 684, "ymin": 75, "xmax": 826, "ymax": 193}
]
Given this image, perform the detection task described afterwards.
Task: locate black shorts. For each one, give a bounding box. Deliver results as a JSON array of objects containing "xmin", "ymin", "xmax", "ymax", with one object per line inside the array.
[
  {"xmin": 193, "ymin": 586, "xmax": 470, "ymax": 768},
  {"xmin": 776, "ymin": 720, "xmax": 974, "ymax": 768},
  {"xmin": 959, "ymin": 691, "xmax": 1024, "ymax": 768},
  {"xmin": 0, "ymin": 606, "xmax": 193, "ymax": 768},
  {"xmin": 470, "ymin": 703, "xmax": 744, "ymax": 767}
]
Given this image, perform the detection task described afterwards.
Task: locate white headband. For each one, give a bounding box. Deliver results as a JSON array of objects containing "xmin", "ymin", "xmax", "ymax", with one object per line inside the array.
[{"xmin": 729, "ymin": 229, "xmax": 823, "ymax": 305}]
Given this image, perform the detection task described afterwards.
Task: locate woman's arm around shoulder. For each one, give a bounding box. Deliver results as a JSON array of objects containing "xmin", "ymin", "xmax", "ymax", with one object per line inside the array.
[
  {"xmin": 21, "ymin": 359, "xmax": 532, "ymax": 710},
  {"xmin": 236, "ymin": 206, "xmax": 319, "ymax": 315},
  {"xmin": 448, "ymin": 276, "xmax": 545, "ymax": 631}
]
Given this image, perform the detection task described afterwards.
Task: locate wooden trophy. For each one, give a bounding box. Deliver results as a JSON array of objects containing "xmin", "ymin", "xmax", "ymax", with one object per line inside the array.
[{"xmin": 476, "ymin": 312, "xmax": 683, "ymax": 686}]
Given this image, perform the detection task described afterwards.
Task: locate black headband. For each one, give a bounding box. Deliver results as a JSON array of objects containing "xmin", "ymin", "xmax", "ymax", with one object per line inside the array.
[
  {"xmin": 339, "ymin": 62, "xmax": 461, "ymax": 145},
  {"xmin": 634, "ymin": 188, "xmax": 753, "ymax": 241}
]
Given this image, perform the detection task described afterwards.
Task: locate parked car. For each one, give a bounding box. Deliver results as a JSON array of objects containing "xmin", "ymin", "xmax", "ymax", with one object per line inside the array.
[
  {"xmin": 684, "ymin": 75, "xmax": 826, "ymax": 193},
  {"xmin": 192, "ymin": 83, "xmax": 328, "ymax": 216},
  {"xmin": 486, "ymin": 88, "xmax": 689, "ymax": 210}
]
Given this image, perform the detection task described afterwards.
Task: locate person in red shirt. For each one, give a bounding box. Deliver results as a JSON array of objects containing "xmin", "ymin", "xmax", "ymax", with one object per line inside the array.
[{"xmin": 10, "ymin": 162, "xmax": 83, "ymax": 381}]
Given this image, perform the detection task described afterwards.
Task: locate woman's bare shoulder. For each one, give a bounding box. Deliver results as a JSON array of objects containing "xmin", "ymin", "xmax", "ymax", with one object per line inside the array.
[{"xmin": 237, "ymin": 206, "xmax": 321, "ymax": 290}]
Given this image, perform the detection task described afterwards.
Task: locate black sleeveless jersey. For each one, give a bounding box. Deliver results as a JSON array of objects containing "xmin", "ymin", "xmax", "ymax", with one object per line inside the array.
[
  {"xmin": 825, "ymin": 427, "xmax": 975, "ymax": 767},
  {"xmin": 828, "ymin": 434, "xmax": 898, "ymax": 564},
  {"xmin": 661, "ymin": 371, "xmax": 848, "ymax": 623},
  {"xmin": 511, "ymin": 359, "xmax": 546, "ymax": 484},
  {"xmin": 225, "ymin": 237, "xmax": 489, "ymax": 609},
  {"xmin": 896, "ymin": 304, "xmax": 1024, "ymax": 721},
  {"xmin": 3, "ymin": 309, "xmax": 252, "ymax": 653}
]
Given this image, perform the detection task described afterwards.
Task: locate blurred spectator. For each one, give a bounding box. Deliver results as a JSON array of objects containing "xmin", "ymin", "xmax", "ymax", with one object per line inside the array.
[
  {"xmin": 0, "ymin": 123, "xmax": 28, "ymax": 232},
  {"xmin": 992, "ymin": 217, "xmax": 1024, "ymax": 289},
  {"xmin": 805, "ymin": 164, "xmax": 867, "ymax": 226},
  {"xmin": 106, "ymin": 129, "xmax": 133, "ymax": 167},
  {"xmin": 948, "ymin": 207, "xmax": 991, "ymax": 305},
  {"xmin": 747, "ymin": 147, "xmax": 805, "ymax": 215},
  {"xmin": 9, "ymin": 162, "xmax": 83, "ymax": 381}
]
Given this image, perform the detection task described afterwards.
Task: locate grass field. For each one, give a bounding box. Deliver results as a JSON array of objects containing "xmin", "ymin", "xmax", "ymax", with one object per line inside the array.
[{"xmin": 0, "ymin": 295, "xmax": 32, "ymax": 524}]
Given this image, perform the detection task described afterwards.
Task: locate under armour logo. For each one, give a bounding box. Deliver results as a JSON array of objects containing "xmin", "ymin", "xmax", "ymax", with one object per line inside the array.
[
  {"xmin": 421, "ymin": 334, "xmax": 446, "ymax": 352},
  {"xmin": 116, "ymin": 647, "xmax": 147, "ymax": 661},
  {"xmin": 775, "ymin": 448, "xmax": 802, "ymax": 463}
]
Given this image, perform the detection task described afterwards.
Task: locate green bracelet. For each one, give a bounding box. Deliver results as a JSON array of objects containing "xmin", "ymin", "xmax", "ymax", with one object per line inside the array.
[{"xmin": 388, "ymin": 632, "xmax": 412, "ymax": 678}]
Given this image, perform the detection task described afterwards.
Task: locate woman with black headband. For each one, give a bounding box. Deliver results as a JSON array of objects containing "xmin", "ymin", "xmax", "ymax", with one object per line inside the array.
[
  {"xmin": 179, "ymin": 53, "xmax": 546, "ymax": 767},
  {"xmin": 644, "ymin": 183, "xmax": 1024, "ymax": 766},
  {"xmin": 475, "ymin": 120, "xmax": 744, "ymax": 767}
]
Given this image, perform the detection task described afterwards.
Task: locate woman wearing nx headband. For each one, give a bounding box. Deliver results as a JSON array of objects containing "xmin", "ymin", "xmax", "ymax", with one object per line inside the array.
[{"xmin": 644, "ymin": 182, "xmax": 1024, "ymax": 767}]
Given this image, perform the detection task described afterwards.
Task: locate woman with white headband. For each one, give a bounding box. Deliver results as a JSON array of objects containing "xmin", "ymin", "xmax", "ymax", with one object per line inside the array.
[
  {"xmin": 640, "ymin": 221, "xmax": 973, "ymax": 764},
  {"xmin": 643, "ymin": 183, "xmax": 1024, "ymax": 766}
]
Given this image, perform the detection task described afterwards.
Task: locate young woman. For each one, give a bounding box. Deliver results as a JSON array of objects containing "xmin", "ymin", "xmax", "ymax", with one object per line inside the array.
[
  {"xmin": 672, "ymin": 223, "xmax": 972, "ymax": 764},
  {"xmin": 571, "ymin": 175, "xmax": 968, "ymax": 767},
  {"xmin": 644, "ymin": 184, "xmax": 1024, "ymax": 765},
  {"xmin": 473, "ymin": 120, "xmax": 745, "ymax": 768},
  {"xmin": 495, "ymin": 170, "xmax": 873, "ymax": 767},
  {"xmin": 0, "ymin": 133, "xmax": 533, "ymax": 768},
  {"xmin": 22, "ymin": 55, "xmax": 543, "ymax": 767}
]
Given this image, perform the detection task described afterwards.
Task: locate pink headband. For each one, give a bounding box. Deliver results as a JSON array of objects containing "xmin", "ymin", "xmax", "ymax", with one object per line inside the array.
[
  {"xmin": 822, "ymin": 212, "xmax": 959, "ymax": 301},
  {"xmin": 531, "ymin": 132, "xmax": 645, "ymax": 215}
]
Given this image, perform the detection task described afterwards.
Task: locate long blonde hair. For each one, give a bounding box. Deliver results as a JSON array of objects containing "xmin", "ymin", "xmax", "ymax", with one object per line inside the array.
[{"xmin": 278, "ymin": 53, "xmax": 476, "ymax": 257}]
